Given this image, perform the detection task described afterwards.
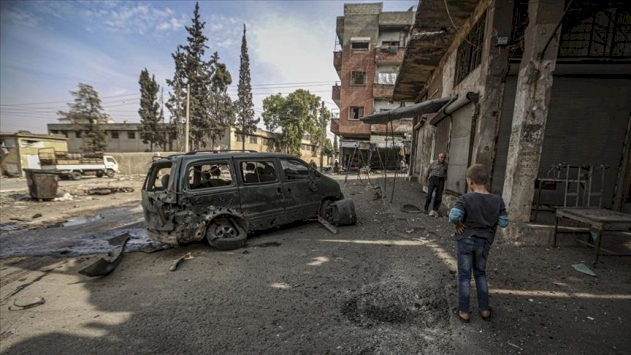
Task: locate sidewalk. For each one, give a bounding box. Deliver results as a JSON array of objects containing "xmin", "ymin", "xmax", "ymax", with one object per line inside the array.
[{"xmin": 363, "ymin": 176, "xmax": 631, "ymax": 355}]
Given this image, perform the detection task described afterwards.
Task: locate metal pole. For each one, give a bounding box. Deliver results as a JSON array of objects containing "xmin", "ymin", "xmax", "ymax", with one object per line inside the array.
[
  {"xmin": 185, "ymin": 82, "xmax": 190, "ymax": 153},
  {"xmin": 320, "ymin": 101, "xmax": 325, "ymax": 171}
]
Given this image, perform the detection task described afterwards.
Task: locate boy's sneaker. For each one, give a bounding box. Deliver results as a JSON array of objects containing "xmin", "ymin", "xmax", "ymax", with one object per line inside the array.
[{"xmin": 428, "ymin": 210, "xmax": 437, "ymax": 217}]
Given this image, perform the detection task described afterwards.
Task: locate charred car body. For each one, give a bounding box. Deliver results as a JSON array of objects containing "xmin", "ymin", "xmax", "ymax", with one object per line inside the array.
[{"xmin": 141, "ymin": 151, "xmax": 356, "ymax": 250}]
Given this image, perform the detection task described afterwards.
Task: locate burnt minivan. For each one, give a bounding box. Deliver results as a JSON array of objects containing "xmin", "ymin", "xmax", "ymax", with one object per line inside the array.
[{"xmin": 141, "ymin": 151, "xmax": 355, "ymax": 250}]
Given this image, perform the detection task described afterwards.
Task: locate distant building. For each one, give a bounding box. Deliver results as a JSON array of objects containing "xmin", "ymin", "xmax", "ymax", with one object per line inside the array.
[
  {"xmin": 47, "ymin": 123, "xmax": 320, "ymax": 163},
  {"xmin": 331, "ymin": 2, "xmax": 415, "ymax": 169},
  {"xmin": 0, "ymin": 131, "xmax": 68, "ymax": 177}
]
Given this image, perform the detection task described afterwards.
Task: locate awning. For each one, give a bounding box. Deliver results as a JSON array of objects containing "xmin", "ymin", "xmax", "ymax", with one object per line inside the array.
[{"xmin": 360, "ymin": 96, "xmax": 454, "ymax": 124}]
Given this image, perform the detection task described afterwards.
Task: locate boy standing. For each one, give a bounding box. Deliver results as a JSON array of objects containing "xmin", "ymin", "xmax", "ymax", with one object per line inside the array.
[{"xmin": 448, "ymin": 164, "xmax": 509, "ymax": 322}]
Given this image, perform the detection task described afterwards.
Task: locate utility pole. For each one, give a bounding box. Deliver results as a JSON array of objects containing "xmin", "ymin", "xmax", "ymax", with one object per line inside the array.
[
  {"xmin": 319, "ymin": 101, "xmax": 325, "ymax": 171},
  {"xmin": 185, "ymin": 82, "xmax": 190, "ymax": 153}
]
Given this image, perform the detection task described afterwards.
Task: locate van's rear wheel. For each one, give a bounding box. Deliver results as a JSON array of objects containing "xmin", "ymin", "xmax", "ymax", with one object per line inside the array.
[
  {"xmin": 319, "ymin": 199, "xmax": 339, "ymax": 226},
  {"xmin": 70, "ymin": 171, "xmax": 82, "ymax": 180},
  {"xmin": 206, "ymin": 217, "xmax": 247, "ymax": 251}
]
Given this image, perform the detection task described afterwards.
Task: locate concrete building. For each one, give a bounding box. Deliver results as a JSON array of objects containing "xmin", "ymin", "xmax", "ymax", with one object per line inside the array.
[
  {"xmin": 371, "ymin": 0, "xmax": 631, "ymax": 241},
  {"xmin": 331, "ymin": 2, "xmax": 415, "ymax": 170},
  {"xmin": 0, "ymin": 131, "xmax": 68, "ymax": 177},
  {"xmin": 47, "ymin": 123, "xmax": 320, "ymax": 163}
]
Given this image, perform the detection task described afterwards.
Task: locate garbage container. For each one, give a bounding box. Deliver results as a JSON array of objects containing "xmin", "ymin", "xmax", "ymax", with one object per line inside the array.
[{"xmin": 24, "ymin": 169, "xmax": 58, "ymax": 200}]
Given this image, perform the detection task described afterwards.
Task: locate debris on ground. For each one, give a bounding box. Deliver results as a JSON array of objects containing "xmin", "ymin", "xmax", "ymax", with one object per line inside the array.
[
  {"xmin": 572, "ymin": 263, "xmax": 597, "ymax": 277},
  {"xmin": 9, "ymin": 297, "xmax": 46, "ymax": 311},
  {"xmin": 32, "ymin": 213, "xmax": 42, "ymax": 219},
  {"xmin": 317, "ymin": 216, "xmax": 338, "ymax": 234},
  {"xmin": 62, "ymin": 213, "xmax": 103, "ymax": 227},
  {"xmin": 169, "ymin": 252, "xmax": 194, "ymax": 271},
  {"xmin": 53, "ymin": 193, "xmax": 74, "ymax": 201},
  {"xmin": 78, "ymin": 233, "xmax": 130, "ymax": 277},
  {"xmin": 10, "ymin": 217, "xmax": 30, "ymax": 222},
  {"xmin": 87, "ymin": 187, "xmax": 134, "ymax": 195}
]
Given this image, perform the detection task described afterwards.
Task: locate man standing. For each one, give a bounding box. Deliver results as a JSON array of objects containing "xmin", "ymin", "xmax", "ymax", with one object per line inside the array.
[{"xmin": 424, "ymin": 152, "xmax": 448, "ymax": 215}]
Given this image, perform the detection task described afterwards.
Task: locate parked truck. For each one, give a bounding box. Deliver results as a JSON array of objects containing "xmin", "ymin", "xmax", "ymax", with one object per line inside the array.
[{"xmin": 37, "ymin": 148, "xmax": 119, "ymax": 180}]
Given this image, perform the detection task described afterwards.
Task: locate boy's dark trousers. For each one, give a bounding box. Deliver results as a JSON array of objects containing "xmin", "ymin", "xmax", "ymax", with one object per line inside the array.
[{"xmin": 424, "ymin": 176, "xmax": 445, "ymax": 212}]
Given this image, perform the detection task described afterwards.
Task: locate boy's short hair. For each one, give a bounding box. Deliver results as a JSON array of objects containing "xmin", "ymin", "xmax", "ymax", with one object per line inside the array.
[{"xmin": 466, "ymin": 164, "xmax": 488, "ymax": 185}]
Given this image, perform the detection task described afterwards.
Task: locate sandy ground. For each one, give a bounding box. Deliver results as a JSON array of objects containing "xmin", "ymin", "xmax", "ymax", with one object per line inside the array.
[{"xmin": 0, "ymin": 175, "xmax": 630, "ymax": 354}]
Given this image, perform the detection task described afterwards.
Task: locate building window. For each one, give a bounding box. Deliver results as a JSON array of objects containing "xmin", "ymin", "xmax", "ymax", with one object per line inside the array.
[
  {"xmin": 75, "ymin": 131, "xmax": 82, "ymax": 138},
  {"xmin": 249, "ymin": 136, "xmax": 257, "ymax": 144},
  {"xmin": 455, "ymin": 12, "xmax": 486, "ymax": 86},
  {"xmin": 236, "ymin": 135, "xmax": 243, "ymax": 142},
  {"xmin": 127, "ymin": 131, "xmax": 136, "ymax": 139},
  {"xmin": 50, "ymin": 130, "xmax": 58, "ymax": 134},
  {"xmin": 61, "ymin": 131, "xmax": 68, "ymax": 138},
  {"xmin": 351, "ymin": 71, "xmax": 366, "ymax": 85},
  {"xmin": 351, "ymin": 41, "xmax": 369, "ymax": 51},
  {"xmin": 559, "ymin": 5, "xmax": 631, "ymax": 58},
  {"xmin": 350, "ymin": 106, "xmax": 364, "ymax": 119},
  {"xmin": 111, "ymin": 131, "xmax": 119, "ymax": 139}
]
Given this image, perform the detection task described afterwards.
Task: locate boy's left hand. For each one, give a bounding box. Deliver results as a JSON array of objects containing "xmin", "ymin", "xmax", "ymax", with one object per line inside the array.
[{"xmin": 455, "ymin": 222, "xmax": 465, "ymax": 235}]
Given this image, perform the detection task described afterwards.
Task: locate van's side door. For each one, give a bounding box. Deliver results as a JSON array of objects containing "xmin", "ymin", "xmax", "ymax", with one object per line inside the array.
[
  {"xmin": 235, "ymin": 158, "xmax": 286, "ymax": 230},
  {"xmin": 180, "ymin": 159, "xmax": 241, "ymax": 215},
  {"xmin": 279, "ymin": 157, "xmax": 323, "ymax": 222}
]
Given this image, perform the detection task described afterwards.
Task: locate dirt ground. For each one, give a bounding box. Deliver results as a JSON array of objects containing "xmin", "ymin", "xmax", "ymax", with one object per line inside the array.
[
  {"xmin": 0, "ymin": 175, "xmax": 630, "ymax": 354},
  {"xmin": 0, "ymin": 175, "xmax": 146, "ymax": 229}
]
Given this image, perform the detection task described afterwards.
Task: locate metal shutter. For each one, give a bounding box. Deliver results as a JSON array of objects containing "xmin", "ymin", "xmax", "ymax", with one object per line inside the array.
[{"xmin": 491, "ymin": 76, "xmax": 518, "ymax": 194}]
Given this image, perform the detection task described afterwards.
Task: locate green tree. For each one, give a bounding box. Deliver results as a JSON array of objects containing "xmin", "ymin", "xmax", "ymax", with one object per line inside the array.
[
  {"xmin": 165, "ymin": 48, "xmax": 187, "ymax": 151},
  {"xmin": 206, "ymin": 52, "xmax": 235, "ymax": 147},
  {"xmin": 322, "ymin": 138, "xmax": 334, "ymax": 158},
  {"xmin": 138, "ymin": 68, "xmax": 165, "ymax": 152},
  {"xmin": 57, "ymin": 83, "xmax": 109, "ymax": 152},
  {"xmin": 261, "ymin": 89, "xmax": 324, "ymax": 156},
  {"xmin": 235, "ymin": 24, "xmax": 259, "ymax": 151}
]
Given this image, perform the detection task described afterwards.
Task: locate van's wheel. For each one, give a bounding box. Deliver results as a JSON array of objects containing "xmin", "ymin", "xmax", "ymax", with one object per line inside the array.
[
  {"xmin": 106, "ymin": 169, "xmax": 115, "ymax": 178},
  {"xmin": 319, "ymin": 199, "xmax": 339, "ymax": 226},
  {"xmin": 96, "ymin": 171, "xmax": 104, "ymax": 178},
  {"xmin": 206, "ymin": 217, "xmax": 247, "ymax": 251},
  {"xmin": 70, "ymin": 171, "xmax": 82, "ymax": 181}
]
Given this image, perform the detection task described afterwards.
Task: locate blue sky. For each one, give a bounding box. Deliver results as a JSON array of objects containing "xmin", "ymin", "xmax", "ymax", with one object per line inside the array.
[{"xmin": 0, "ymin": 0, "xmax": 417, "ymax": 134}]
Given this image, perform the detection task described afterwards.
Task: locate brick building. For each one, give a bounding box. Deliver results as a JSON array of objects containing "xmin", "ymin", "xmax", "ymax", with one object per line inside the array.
[{"xmin": 331, "ymin": 2, "xmax": 415, "ymax": 170}]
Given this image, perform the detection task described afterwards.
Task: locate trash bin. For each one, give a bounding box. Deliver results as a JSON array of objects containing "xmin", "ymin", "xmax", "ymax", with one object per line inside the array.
[{"xmin": 24, "ymin": 169, "xmax": 58, "ymax": 200}]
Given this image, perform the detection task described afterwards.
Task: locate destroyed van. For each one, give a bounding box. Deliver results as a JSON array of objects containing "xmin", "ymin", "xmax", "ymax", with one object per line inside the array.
[{"xmin": 141, "ymin": 151, "xmax": 356, "ymax": 250}]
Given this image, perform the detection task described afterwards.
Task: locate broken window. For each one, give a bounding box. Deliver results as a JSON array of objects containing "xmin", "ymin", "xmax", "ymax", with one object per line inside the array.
[
  {"xmin": 236, "ymin": 135, "xmax": 243, "ymax": 142},
  {"xmin": 75, "ymin": 131, "xmax": 82, "ymax": 138},
  {"xmin": 455, "ymin": 12, "xmax": 486, "ymax": 86},
  {"xmin": 187, "ymin": 161, "xmax": 234, "ymax": 189},
  {"xmin": 350, "ymin": 107, "xmax": 364, "ymax": 119},
  {"xmin": 351, "ymin": 71, "xmax": 366, "ymax": 85},
  {"xmin": 280, "ymin": 158, "xmax": 310, "ymax": 180},
  {"xmin": 145, "ymin": 162, "xmax": 173, "ymax": 191},
  {"xmin": 240, "ymin": 161, "xmax": 277, "ymax": 184},
  {"xmin": 559, "ymin": 5, "xmax": 631, "ymax": 58}
]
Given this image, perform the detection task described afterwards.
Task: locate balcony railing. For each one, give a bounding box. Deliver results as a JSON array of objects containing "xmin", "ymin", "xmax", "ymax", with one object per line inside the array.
[
  {"xmin": 372, "ymin": 84, "xmax": 394, "ymax": 99},
  {"xmin": 375, "ymin": 46, "xmax": 405, "ymax": 63},
  {"xmin": 332, "ymin": 85, "xmax": 341, "ymax": 107},
  {"xmin": 333, "ymin": 51, "xmax": 342, "ymax": 72}
]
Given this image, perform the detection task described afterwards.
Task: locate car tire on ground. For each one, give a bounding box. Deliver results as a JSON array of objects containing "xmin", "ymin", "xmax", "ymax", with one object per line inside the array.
[
  {"xmin": 206, "ymin": 217, "xmax": 247, "ymax": 251},
  {"xmin": 70, "ymin": 171, "xmax": 82, "ymax": 181},
  {"xmin": 96, "ymin": 171, "xmax": 104, "ymax": 178},
  {"xmin": 106, "ymin": 169, "xmax": 115, "ymax": 178},
  {"xmin": 319, "ymin": 199, "xmax": 339, "ymax": 226}
]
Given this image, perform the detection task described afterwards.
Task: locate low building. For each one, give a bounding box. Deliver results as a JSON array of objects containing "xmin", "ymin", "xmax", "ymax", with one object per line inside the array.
[{"xmin": 0, "ymin": 131, "xmax": 68, "ymax": 177}]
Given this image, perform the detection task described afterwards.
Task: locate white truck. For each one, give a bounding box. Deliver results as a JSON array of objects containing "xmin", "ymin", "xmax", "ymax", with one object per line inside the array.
[{"xmin": 38, "ymin": 148, "xmax": 119, "ymax": 180}]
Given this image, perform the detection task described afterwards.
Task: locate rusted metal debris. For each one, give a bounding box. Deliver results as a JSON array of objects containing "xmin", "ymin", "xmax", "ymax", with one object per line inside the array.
[
  {"xmin": 78, "ymin": 233, "xmax": 130, "ymax": 277},
  {"xmin": 169, "ymin": 252, "xmax": 194, "ymax": 272},
  {"xmin": 317, "ymin": 216, "xmax": 338, "ymax": 234}
]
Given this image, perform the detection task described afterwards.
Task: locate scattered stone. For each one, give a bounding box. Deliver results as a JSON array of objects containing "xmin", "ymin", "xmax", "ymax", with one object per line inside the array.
[{"xmin": 32, "ymin": 213, "xmax": 42, "ymax": 219}]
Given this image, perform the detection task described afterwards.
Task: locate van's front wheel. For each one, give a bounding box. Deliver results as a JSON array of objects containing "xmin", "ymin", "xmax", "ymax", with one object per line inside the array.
[{"xmin": 206, "ymin": 217, "xmax": 247, "ymax": 251}]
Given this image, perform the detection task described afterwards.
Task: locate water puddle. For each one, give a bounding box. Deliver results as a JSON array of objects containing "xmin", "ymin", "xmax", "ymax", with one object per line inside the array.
[{"xmin": 63, "ymin": 213, "xmax": 104, "ymax": 227}]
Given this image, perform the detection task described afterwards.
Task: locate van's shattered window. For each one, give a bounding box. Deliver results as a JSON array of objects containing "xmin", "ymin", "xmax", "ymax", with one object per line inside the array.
[
  {"xmin": 147, "ymin": 163, "xmax": 172, "ymax": 191},
  {"xmin": 240, "ymin": 161, "xmax": 278, "ymax": 184},
  {"xmin": 280, "ymin": 159, "xmax": 310, "ymax": 180},
  {"xmin": 187, "ymin": 161, "xmax": 233, "ymax": 189}
]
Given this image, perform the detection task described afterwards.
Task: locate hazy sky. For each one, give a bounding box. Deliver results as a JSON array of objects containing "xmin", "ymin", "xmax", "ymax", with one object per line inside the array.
[{"xmin": 0, "ymin": 0, "xmax": 417, "ymax": 134}]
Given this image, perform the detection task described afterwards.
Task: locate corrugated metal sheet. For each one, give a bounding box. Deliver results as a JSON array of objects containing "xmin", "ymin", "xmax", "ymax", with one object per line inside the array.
[
  {"xmin": 491, "ymin": 76, "xmax": 518, "ymax": 194},
  {"xmin": 446, "ymin": 105, "xmax": 474, "ymax": 194}
]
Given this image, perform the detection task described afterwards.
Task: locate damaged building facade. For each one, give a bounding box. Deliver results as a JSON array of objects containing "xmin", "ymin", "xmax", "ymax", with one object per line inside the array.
[
  {"xmin": 391, "ymin": 0, "xmax": 631, "ymax": 242},
  {"xmin": 331, "ymin": 3, "xmax": 416, "ymax": 170}
]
